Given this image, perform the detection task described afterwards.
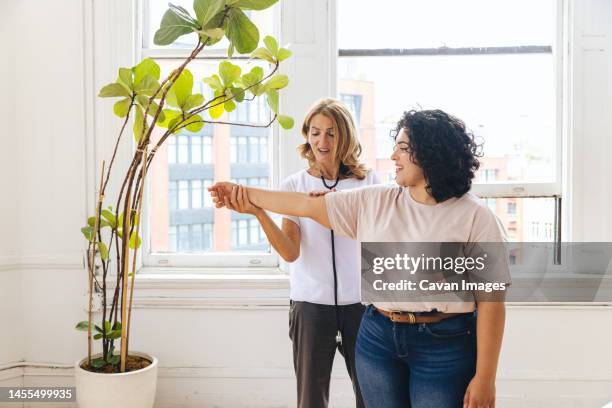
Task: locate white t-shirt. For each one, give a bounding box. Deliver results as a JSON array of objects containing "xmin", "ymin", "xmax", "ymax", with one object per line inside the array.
[
  {"xmin": 324, "ymin": 184, "xmax": 511, "ymax": 312},
  {"xmin": 280, "ymin": 169, "xmax": 380, "ymax": 305}
]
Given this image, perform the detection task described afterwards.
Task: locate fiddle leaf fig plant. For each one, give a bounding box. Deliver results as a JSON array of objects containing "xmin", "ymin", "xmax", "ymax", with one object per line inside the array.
[{"xmin": 76, "ymin": 0, "xmax": 292, "ymax": 373}]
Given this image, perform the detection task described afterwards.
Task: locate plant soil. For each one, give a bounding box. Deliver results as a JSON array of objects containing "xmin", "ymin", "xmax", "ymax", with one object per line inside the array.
[{"xmin": 80, "ymin": 355, "xmax": 151, "ymax": 374}]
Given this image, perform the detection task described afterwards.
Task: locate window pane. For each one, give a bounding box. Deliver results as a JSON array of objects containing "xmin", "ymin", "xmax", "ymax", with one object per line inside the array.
[
  {"xmin": 191, "ymin": 136, "xmax": 202, "ymax": 164},
  {"xmin": 178, "ymin": 135, "xmax": 189, "ymax": 164},
  {"xmin": 203, "ymin": 136, "xmax": 213, "ymax": 163},
  {"xmin": 191, "ymin": 224, "xmax": 202, "ymax": 251},
  {"xmin": 337, "ymin": 0, "xmax": 554, "ymax": 49},
  {"xmin": 480, "ymin": 197, "xmax": 556, "ymax": 242},
  {"xmin": 168, "ymin": 137, "xmax": 177, "ymax": 164},
  {"xmin": 249, "ymin": 137, "xmax": 259, "ymax": 163},
  {"xmin": 168, "ymin": 181, "xmax": 178, "ymax": 210},
  {"xmin": 192, "ymin": 180, "xmax": 202, "ymax": 209},
  {"xmin": 338, "ymin": 1, "xmax": 557, "ymax": 184},
  {"xmin": 178, "ymin": 225, "xmax": 189, "ymax": 251},
  {"xmin": 338, "ymin": 54, "xmax": 556, "ymax": 183},
  {"xmin": 178, "ymin": 180, "xmax": 189, "ymax": 209},
  {"xmin": 149, "ymin": 59, "xmax": 271, "ymax": 254}
]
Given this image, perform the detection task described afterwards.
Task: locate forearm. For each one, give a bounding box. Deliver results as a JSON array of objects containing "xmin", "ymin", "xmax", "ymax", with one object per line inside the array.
[
  {"xmin": 254, "ymin": 210, "xmax": 300, "ymax": 262},
  {"xmin": 246, "ymin": 187, "xmax": 331, "ymax": 229},
  {"xmin": 475, "ymin": 301, "xmax": 506, "ymax": 379}
]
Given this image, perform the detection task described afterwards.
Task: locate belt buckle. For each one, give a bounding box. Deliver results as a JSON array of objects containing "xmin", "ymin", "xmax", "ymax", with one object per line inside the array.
[{"xmin": 391, "ymin": 311, "xmax": 417, "ymax": 324}]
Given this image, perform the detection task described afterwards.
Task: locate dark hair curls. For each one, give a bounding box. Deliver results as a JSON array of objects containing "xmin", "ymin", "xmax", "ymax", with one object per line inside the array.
[{"xmin": 393, "ymin": 109, "xmax": 482, "ymax": 202}]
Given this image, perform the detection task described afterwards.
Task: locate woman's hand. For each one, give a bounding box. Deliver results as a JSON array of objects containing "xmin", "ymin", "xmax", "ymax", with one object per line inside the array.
[
  {"xmin": 208, "ymin": 182, "xmax": 237, "ymax": 208},
  {"xmin": 228, "ymin": 185, "xmax": 263, "ymax": 216},
  {"xmin": 463, "ymin": 375, "xmax": 496, "ymax": 408},
  {"xmin": 308, "ymin": 188, "xmax": 336, "ymax": 197}
]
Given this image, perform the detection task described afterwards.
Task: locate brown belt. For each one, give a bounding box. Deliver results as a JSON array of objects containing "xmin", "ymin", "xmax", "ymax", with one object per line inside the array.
[{"xmin": 374, "ymin": 306, "xmax": 466, "ymax": 324}]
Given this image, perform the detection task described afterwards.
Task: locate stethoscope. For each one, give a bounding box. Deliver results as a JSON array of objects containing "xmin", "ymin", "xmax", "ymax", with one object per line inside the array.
[{"xmin": 321, "ymin": 174, "xmax": 343, "ymax": 346}]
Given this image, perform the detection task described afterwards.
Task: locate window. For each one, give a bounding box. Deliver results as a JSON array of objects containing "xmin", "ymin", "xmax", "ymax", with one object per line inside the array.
[
  {"xmin": 144, "ymin": 3, "xmax": 277, "ymax": 267},
  {"xmin": 338, "ymin": 0, "xmax": 562, "ymax": 243},
  {"xmin": 340, "ymin": 93, "xmax": 362, "ymax": 125}
]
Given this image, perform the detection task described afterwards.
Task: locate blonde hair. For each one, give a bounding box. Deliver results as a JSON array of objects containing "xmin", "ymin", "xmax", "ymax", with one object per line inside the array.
[{"xmin": 298, "ymin": 98, "xmax": 368, "ymax": 180}]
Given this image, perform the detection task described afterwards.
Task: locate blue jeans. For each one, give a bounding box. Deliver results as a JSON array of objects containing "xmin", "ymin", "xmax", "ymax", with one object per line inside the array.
[{"xmin": 355, "ymin": 305, "xmax": 477, "ymax": 408}]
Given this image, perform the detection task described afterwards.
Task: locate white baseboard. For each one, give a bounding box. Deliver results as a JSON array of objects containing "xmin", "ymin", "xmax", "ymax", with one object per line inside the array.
[{"xmin": 1, "ymin": 363, "xmax": 611, "ymax": 408}]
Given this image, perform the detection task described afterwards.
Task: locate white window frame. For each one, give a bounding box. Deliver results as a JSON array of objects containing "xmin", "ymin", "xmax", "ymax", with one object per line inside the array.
[{"xmin": 138, "ymin": 0, "xmax": 284, "ymax": 269}]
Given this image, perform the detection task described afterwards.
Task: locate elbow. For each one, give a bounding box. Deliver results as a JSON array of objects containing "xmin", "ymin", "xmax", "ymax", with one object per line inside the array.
[{"xmin": 281, "ymin": 249, "xmax": 300, "ymax": 263}]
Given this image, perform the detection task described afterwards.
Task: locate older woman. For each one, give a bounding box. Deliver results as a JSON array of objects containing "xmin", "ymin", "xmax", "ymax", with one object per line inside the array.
[
  {"xmin": 225, "ymin": 98, "xmax": 378, "ymax": 408},
  {"xmin": 210, "ymin": 109, "xmax": 509, "ymax": 408}
]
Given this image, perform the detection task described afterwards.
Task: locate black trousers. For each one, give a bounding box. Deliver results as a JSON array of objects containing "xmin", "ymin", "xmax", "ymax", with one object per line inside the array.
[{"xmin": 289, "ymin": 300, "xmax": 366, "ymax": 408}]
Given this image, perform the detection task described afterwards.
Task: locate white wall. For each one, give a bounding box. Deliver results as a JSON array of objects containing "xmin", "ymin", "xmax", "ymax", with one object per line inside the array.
[
  {"xmin": 0, "ymin": 0, "xmax": 23, "ymax": 368},
  {"xmin": 1, "ymin": 0, "xmax": 612, "ymax": 407}
]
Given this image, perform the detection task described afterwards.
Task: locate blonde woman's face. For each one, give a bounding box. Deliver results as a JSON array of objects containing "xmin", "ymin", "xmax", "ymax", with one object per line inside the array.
[{"xmin": 307, "ymin": 114, "xmax": 337, "ymax": 166}]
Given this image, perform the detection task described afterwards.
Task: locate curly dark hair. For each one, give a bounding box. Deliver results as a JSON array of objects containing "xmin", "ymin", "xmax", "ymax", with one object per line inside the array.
[{"xmin": 392, "ymin": 109, "xmax": 482, "ymax": 203}]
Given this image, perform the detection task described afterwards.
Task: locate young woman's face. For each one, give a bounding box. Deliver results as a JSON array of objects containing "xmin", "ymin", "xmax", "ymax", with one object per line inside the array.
[
  {"xmin": 391, "ymin": 129, "xmax": 426, "ymax": 187},
  {"xmin": 307, "ymin": 114, "xmax": 337, "ymax": 167}
]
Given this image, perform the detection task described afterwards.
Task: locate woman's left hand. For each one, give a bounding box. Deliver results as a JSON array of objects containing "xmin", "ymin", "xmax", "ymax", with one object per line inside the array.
[
  {"xmin": 463, "ymin": 375, "xmax": 496, "ymax": 408},
  {"xmin": 308, "ymin": 188, "xmax": 336, "ymax": 197}
]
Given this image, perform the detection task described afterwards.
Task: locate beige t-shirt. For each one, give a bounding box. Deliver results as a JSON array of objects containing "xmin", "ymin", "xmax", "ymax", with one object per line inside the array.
[{"xmin": 324, "ymin": 184, "xmax": 510, "ymax": 313}]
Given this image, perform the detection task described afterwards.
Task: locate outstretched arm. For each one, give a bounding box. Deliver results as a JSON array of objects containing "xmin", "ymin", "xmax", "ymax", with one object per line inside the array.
[{"xmin": 209, "ymin": 182, "xmax": 331, "ymax": 229}]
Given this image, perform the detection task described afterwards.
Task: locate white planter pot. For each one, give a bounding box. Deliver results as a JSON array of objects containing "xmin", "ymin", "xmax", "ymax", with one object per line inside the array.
[{"xmin": 74, "ymin": 351, "xmax": 158, "ymax": 408}]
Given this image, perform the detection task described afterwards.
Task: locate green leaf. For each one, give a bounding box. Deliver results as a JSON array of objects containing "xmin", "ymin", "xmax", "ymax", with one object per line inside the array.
[
  {"xmin": 194, "ymin": 0, "xmax": 226, "ymax": 27},
  {"xmin": 107, "ymin": 330, "xmax": 122, "ymax": 340},
  {"xmin": 94, "ymin": 324, "xmax": 103, "ymax": 333},
  {"xmin": 264, "ymin": 74, "xmax": 288, "ymax": 90},
  {"xmin": 209, "ymin": 91, "xmax": 225, "ymax": 118},
  {"xmin": 203, "ymin": 74, "xmax": 224, "ymax": 92},
  {"xmin": 134, "ymin": 58, "xmax": 161, "ymax": 85},
  {"xmin": 129, "ymin": 231, "xmax": 142, "ymax": 249},
  {"xmin": 230, "ymin": 87, "xmax": 245, "ymax": 102},
  {"xmin": 228, "ymin": 42, "xmax": 235, "ymax": 58},
  {"xmin": 168, "ymin": 4, "xmax": 200, "ymax": 29},
  {"xmin": 118, "ymin": 68, "xmax": 133, "ymax": 89},
  {"xmin": 167, "ymin": 69, "xmax": 194, "ymax": 109},
  {"xmin": 112, "ymin": 321, "xmax": 122, "ymax": 330},
  {"xmin": 91, "ymin": 358, "xmax": 106, "ymax": 368},
  {"xmin": 154, "ymin": 6, "xmax": 199, "ymax": 46},
  {"xmin": 240, "ymin": 66, "xmax": 264, "ymax": 92},
  {"xmin": 133, "ymin": 106, "xmax": 147, "ymax": 143},
  {"xmin": 201, "ymin": 27, "xmax": 225, "ymax": 40},
  {"xmin": 183, "ymin": 94, "xmax": 205, "ymax": 111},
  {"xmin": 277, "ymin": 114, "xmax": 294, "ymax": 129},
  {"xmin": 93, "ymin": 333, "xmax": 103, "ymax": 340},
  {"xmin": 98, "ymin": 242, "xmax": 109, "ymax": 261},
  {"xmin": 266, "ymin": 89, "xmax": 278, "ymax": 114},
  {"xmin": 87, "ymin": 216, "xmax": 111, "ymax": 228},
  {"xmin": 134, "ymin": 75, "xmax": 160, "ymax": 97},
  {"xmin": 113, "ymin": 98, "xmax": 132, "ymax": 117},
  {"xmin": 156, "ymin": 109, "xmax": 182, "ymax": 129},
  {"xmin": 75, "ymin": 321, "xmax": 90, "ymax": 331},
  {"xmin": 226, "ymin": 8, "xmax": 259, "ymax": 54},
  {"xmin": 250, "ymin": 47, "xmax": 275, "ymax": 64},
  {"xmin": 277, "ymin": 47, "xmax": 292, "ymax": 62},
  {"xmin": 109, "ymin": 355, "xmax": 120, "ymax": 365},
  {"xmin": 99, "ymin": 83, "xmax": 130, "ymax": 98},
  {"xmin": 236, "ymin": 0, "xmax": 278, "ymax": 10},
  {"xmin": 224, "ymin": 99, "xmax": 236, "ymax": 112},
  {"xmin": 104, "ymin": 320, "xmax": 111, "ymax": 333},
  {"xmin": 135, "ymin": 95, "xmax": 165, "ymax": 122},
  {"xmin": 263, "ymin": 35, "xmax": 278, "ymax": 56},
  {"xmin": 184, "ymin": 113, "xmax": 204, "ymax": 132},
  {"xmin": 219, "ymin": 61, "xmax": 242, "ymax": 87},
  {"xmin": 81, "ymin": 226, "xmax": 94, "ymax": 242},
  {"xmin": 101, "ymin": 209, "xmax": 117, "ymax": 229}
]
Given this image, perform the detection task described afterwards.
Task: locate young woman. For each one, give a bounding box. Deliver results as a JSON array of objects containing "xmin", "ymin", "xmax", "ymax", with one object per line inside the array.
[
  {"xmin": 225, "ymin": 98, "xmax": 378, "ymax": 408},
  {"xmin": 210, "ymin": 109, "xmax": 509, "ymax": 408}
]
